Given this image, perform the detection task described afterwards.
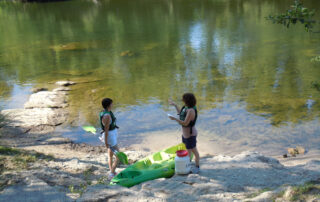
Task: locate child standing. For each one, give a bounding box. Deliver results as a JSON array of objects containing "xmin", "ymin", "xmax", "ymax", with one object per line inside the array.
[{"xmin": 99, "ymin": 98, "xmax": 120, "ymax": 180}]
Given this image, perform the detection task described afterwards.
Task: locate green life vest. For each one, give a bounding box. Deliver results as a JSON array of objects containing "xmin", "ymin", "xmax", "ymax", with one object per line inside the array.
[
  {"xmin": 99, "ymin": 110, "xmax": 118, "ymax": 131},
  {"xmin": 179, "ymin": 106, "xmax": 197, "ymax": 134}
]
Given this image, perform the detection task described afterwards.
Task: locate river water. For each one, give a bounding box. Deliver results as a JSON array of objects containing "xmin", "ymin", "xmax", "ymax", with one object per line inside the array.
[{"xmin": 0, "ymin": 0, "xmax": 320, "ymax": 155}]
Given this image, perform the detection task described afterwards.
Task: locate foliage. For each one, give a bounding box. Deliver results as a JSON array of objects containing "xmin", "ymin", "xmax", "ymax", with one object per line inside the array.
[{"xmin": 266, "ymin": 0, "xmax": 316, "ymax": 32}]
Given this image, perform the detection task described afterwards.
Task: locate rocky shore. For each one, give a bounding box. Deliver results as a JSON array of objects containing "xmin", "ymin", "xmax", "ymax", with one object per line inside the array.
[{"xmin": 0, "ymin": 81, "xmax": 319, "ymax": 201}]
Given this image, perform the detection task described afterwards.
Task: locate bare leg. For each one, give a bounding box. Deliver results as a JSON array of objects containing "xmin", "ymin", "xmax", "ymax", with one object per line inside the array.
[
  {"xmin": 108, "ymin": 148, "xmax": 114, "ymax": 173},
  {"xmin": 111, "ymin": 146, "xmax": 119, "ymax": 173},
  {"xmin": 191, "ymin": 147, "xmax": 200, "ymax": 167}
]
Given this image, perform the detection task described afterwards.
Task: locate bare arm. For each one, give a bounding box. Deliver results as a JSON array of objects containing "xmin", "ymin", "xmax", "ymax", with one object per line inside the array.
[
  {"xmin": 170, "ymin": 108, "xmax": 195, "ymax": 126},
  {"xmin": 169, "ymin": 99, "xmax": 180, "ymax": 114},
  {"xmin": 102, "ymin": 114, "xmax": 111, "ymax": 147}
]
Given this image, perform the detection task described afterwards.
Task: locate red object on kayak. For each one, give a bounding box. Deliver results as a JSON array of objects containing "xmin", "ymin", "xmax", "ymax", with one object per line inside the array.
[{"xmin": 176, "ymin": 150, "xmax": 188, "ymax": 157}]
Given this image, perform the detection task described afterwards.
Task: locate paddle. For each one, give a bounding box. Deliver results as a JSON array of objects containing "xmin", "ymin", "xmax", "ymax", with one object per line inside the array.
[{"xmin": 82, "ymin": 126, "xmax": 128, "ymax": 165}]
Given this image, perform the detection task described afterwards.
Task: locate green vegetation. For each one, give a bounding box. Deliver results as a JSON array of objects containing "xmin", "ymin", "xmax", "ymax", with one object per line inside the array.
[
  {"xmin": 266, "ymin": 0, "xmax": 317, "ymax": 32},
  {"xmin": 0, "ymin": 146, "xmax": 54, "ymax": 173},
  {"xmin": 83, "ymin": 167, "xmax": 94, "ymax": 185},
  {"xmin": 290, "ymin": 182, "xmax": 320, "ymax": 201},
  {"xmin": 97, "ymin": 176, "xmax": 109, "ymax": 185},
  {"xmin": 68, "ymin": 183, "xmax": 87, "ymax": 196},
  {"xmin": 247, "ymin": 187, "xmax": 272, "ymax": 198},
  {"xmin": 273, "ymin": 181, "xmax": 320, "ymax": 201}
]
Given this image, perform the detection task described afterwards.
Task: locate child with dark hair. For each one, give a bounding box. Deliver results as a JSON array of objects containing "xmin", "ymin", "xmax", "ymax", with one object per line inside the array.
[
  {"xmin": 99, "ymin": 98, "xmax": 120, "ymax": 180},
  {"xmin": 169, "ymin": 93, "xmax": 200, "ymax": 174}
]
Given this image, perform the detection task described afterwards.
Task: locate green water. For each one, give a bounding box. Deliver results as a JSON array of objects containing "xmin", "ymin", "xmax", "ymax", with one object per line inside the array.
[{"xmin": 0, "ymin": 0, "xmax": 320, "ymax": 154}]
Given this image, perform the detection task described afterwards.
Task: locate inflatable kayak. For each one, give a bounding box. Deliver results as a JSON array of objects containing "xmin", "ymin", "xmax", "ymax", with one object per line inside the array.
[{"xmin": 110, "ymin": 143, "xmax": 188, "ymax": 187}]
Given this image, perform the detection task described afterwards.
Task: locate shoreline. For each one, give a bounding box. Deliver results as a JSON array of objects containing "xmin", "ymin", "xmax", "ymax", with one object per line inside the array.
[{"xmin": 0, "ymin": 81, "xmax": 320, "ymax": 201}]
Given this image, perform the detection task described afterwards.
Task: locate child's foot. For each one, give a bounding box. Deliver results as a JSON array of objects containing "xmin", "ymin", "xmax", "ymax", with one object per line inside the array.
[
  {"xmin": 108, "ymin": 172, "xmax": 117, "ymax": 180},
  {"xmin": 191, "ymin": 166, "xmax": 200, "ymax": 174}
]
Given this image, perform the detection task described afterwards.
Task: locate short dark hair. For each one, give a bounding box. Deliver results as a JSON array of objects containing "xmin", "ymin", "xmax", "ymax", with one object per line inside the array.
[
  {"xmin": 182, "ymin": 93, "xmax": 196, "ymax": 108},
  {"xmin": 102, "ymin": 98, "xmax": 113, "ymax": 109}
]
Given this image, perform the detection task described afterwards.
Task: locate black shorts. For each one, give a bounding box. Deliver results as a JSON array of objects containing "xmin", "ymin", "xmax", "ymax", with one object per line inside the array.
[{"xmin": 182, "ymin": 136, "xmax": 197, "ymax": 149}]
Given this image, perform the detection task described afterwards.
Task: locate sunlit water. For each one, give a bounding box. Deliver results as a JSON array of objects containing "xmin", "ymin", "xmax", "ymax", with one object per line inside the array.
[{"xmin": 0, "ymin": 0, "xmax": 320, "ymax": 155}]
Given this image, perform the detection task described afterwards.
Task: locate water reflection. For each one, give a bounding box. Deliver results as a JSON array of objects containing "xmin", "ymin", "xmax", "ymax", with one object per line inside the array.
[{"xmin": 0, "ymin": 0, "xmax": 320, "ymax": 151}]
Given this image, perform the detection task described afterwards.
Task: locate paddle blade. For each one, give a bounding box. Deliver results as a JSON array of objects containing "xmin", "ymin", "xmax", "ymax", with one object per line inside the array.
[
  {"xmin": 82, "ymin": 126, "xmax": 97, "ymax": 134},
  {"xmin": 116, "ymin": 152, "xmax": 128, "ymax": 165}
]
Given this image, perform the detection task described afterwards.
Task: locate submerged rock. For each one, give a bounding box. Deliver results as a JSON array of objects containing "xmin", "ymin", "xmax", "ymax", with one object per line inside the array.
[
  {"xmin": 55, "ymin": 81, "xmax": 76, "ymax": 86},
  {"xmin": 24, "ymin": 91, "xmax": 68, "ymax": 109},
  {"xmin": 120, "ymin": 50, "xmax": 135, "ymax": 57}
]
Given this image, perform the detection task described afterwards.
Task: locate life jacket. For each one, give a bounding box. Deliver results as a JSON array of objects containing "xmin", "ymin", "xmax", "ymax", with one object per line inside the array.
[
  {"xmin": 99, "ymin": 110, "xmax": 119, "ymax": 131},
  {"xmin": 179, "ymin": 106, "xmax": 197, "ymax": 134}
]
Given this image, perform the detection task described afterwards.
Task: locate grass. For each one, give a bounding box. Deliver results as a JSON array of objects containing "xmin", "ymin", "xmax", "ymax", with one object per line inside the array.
[
  {"xmin": 97, "ymin": 176, "xmax": 109, "ymax": 185},
  {"xmin": 290, "ymin": 181, "xmax": 320, "ymax": 201},
  {"xmin": 247, "ymin": 187, "xmax": 272, "ymax": 198},
  {"xmin": 83, "ymin": 167, "xmax": 94, "ymax": 185},
  {"xmin": 0, "ymin": 146, "xmax": 54, "ymax": 173},
  {"xmin": 68, "ymin": 183, "xmax": 87, "ymax": 196},
  {"xmin": 272, "ymin": 181, "xmax": 320, "ymax": 201}
]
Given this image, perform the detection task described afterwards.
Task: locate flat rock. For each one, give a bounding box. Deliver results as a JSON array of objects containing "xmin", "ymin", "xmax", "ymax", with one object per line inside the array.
[
  {"xmin": 24, "ymin": 91, "xmax": 68, "ymax": 109},
  {"xmin": 55, "ymin": 81, "xmax": 76, "ymax": 86},
  {"xmin": 0, "ymin": 176, "xmax": 72, "ymax": 202},
  {"xmin": 1, "ymin": 108, "xmax": 67, "ymax": 132}
]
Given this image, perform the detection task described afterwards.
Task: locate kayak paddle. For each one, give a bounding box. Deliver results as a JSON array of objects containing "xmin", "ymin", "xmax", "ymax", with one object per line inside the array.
[
  {"xmin": 82, "ymin": 126, "xmax": 97, "ymax": 134},
  {"xmin": 82, "ymin": 126, "xmax": 128, "ymax": 165},
  {"xmin": 110, "ymin": 146, "xmax": 129, "ymax": 165}
]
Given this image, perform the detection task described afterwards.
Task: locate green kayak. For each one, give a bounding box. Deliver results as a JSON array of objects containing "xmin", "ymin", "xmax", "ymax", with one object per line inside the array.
[{"xmin": 110, "ymin": 143, "xmax": 189, "ymax": 187}]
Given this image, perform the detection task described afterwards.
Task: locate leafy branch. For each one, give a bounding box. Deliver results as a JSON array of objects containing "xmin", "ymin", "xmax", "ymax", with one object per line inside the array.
[{"xmin": 266, "ymin": 0, "xmax": 317, "ymax": 32}]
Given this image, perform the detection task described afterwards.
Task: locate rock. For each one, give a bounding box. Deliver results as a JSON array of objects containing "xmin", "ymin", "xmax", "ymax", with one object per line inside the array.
[
  {"xmin": 53, "ymin": 87, "xmax": 71, "ymax": 92},
  {"xmin": 55, "ymin": 81, "xmax": 76, "ymax": 86},
  {"xmin": 0, "ymin": 176, "xmax": 72, "ymax": 201},
  {"xmin": 296, "ymin": 146, "xmax": 305, "ymax": 154},
  {"xmin": 78, "ymin": 185, "xmax": 142, "ymax": 201},
  {"xmin": 24, "ymin": 91, "xmax": 68, "ymax": 109},
  {"xmin": 31, "ymin": 87, "xmax": 48, "ymax": 93},
  {"xmin": 283, "ymin": 186, "xmax": 295, "ymax": 201},
  {"xmin": 288, "ymin": 148, "xmax": 297, "ymax": 157},
  {"xmin": 245, "ymin": 191, "xmax": 275, "ymax": 202},
  {"xmin": 1, "ymin": 108, "xmax": 67, "ymax": 132},
  {"xmin": 120, "ymin": 50, "xmax": 135, "ymax": 57}
]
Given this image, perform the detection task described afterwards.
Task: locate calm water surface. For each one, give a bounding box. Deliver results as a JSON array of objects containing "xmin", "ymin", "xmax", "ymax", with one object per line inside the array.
[{"xmin": 0, "ymin": 0, "xmax": 320, "ymax": 154}]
